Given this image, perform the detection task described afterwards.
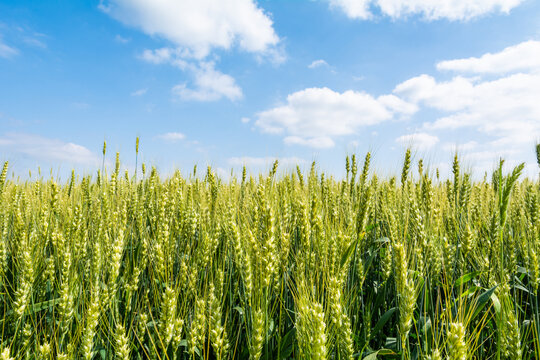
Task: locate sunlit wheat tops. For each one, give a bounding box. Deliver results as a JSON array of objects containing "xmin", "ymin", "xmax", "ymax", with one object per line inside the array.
[{"xmin": 0, "ymin": 146, "xmax": 538, "ymax": 359}]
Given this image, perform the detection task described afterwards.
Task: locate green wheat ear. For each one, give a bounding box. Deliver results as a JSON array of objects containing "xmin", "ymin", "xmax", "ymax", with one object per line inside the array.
[
  {"xmin": 401, "ymin": 148, "xmax": 411, "ymax": 188},
  {"xmin": 0, "ymin": 161, "xmax": 8, "ymax": 193},
  {"xmin": 536, "ymin": 143, "xmax": 540, "ymax": 168}
]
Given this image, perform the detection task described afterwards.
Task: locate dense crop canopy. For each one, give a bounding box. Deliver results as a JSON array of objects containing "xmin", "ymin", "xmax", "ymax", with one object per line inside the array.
[{"xmin": 0, "ymin": 149, "xmax": 539, "ymax": 359}]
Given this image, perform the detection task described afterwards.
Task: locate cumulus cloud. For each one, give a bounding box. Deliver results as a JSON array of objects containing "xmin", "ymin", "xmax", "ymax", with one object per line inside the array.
[
  {"xmin": 393, "ymin": 39, "xmax": 540, "ymax": 176},
  {"xmin": 394, "ymin": 74, "xmax": 476, "ymax": 111},
  {"xmin": 329, "ymin": 0, "xmax": 372, "ymax": 19},
  {"xmin": 101, "ymin": 0, "xmax": 281, "ymax": 102},
  {"xmin": 139, "ymin": 53, "xmax": 242, "ymax": 101},
  {"xmin": 155, "ymin": 132, "xmax": 186, "ymax": 142},
  {"xmin": 395, "ymin": 72, "xmax": 540, "ymax": 140},
  {"xmin": 255, "ymin": 87, "xmax": 416, "ymax": 148},
  {"xmin": 172, "ymin": 62, "xmax": 242, "ymax": 101},
  {"xmin": 0, "ymin": 133, "xmax": 99, "ymax": 165},
  {"xmin": 251, "ymin": 39, "xmax": 539, "ymax": 177},
  {"xmin": 436, "ymin": 40, "xmax": 540, "ymax": 74},
  {"xmin": 396, "ymin": 132, "xmax": 439, "ymax": 150},
  {"xmin": 100, "ymin": 0, "xmax": 279, "ymax": 58},
  {"xmin": 329, "ymin": 0, "xmax": 524, "ymax": 21}
]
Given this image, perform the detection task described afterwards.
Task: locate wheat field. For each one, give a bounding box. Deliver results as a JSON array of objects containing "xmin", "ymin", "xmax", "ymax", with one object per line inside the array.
[{"xmin": 0, "ymin": 145, "xmax": 539, "ymax": 359}]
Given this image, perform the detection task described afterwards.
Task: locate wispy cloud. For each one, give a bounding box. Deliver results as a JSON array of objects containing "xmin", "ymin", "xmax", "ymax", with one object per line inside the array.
[
  {"xmin": 131, "ymin": 88, "xmax": 147, "ymax": 96},
  {"xmin": 308, "ymin": 59, "xmax": 329, "ymax": 69},
  {"xmin": 115, "ymin": 34, "xmax": 130, "ymax": 43},
  {"xmin": 0, "ymin": 25, "xmax": 48, "ymax": 57},
  {"xmin": 0, "ymin": 132, "xmax": 100, "ymax": 165},
  {"xmin": 0, "ymin": 37, "xmax": 18, "ymax": 58},
  {"xmin": 155, "ymin": 132, "xmax": 186, "ymax": 142},
  {"xmin": 23, "ymin": 36, "xmax": 46, "ymax": 49}
]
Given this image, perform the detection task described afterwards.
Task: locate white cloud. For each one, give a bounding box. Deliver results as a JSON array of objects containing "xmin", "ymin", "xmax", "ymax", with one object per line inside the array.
[
  {"xmin": 139, "ymin": 47, "xmax": 190, "ymax": 67},
  {"xmin": 0, "ymin": 38, "xmax": 18, "ymax": 58},
  {"xmin": 394, "ymin": 74, "xmax": 476, "ymax": 111},
  {"xmin": 140, "ymin": 47, "xmax": 173, "ymax": 64},
  {"xmin": 393, "ymin": 39, "xmax": 540, "ymax": 177},
  {"xmin": 228, "ymin": 156, "xmax": 306, "ymax": 167},
  {"xmin": 115, "ymin": 34, "xmax": 130, "ymax": 43},
  {"xmin": 437, "ymin": 40, "xmax": 540, "ymax": 74},
  {"xmin": 23, "ymin": 36, "xmax": 47, "ymax": 49},
  {"xmin": 250, "ymin": 39, "xmax": 539, "ymax": 177},
  {"xmin": 442, "ymin": 141, "xmax": 478, "ymax": 152},
  {"xmin": 156, "ymin": 132, "xmax": 186, "ymax": 142},
  {"xmin": 102, "ymin": 0, "xmax": 282, "ymax": 103},
  {"xmin": 395, "ymin": 132, "xmax": 439, "ymax": 150},
  {"xmin": 131, "ymin": 88, "xmax": 147, "ymax": 96},
  {"xmin": 100, "ymin": 0, "xmax": 279, "ymax": 58},
  {"xmin": 0, "ymin": 133, "xmax": 99, "ymax": 165},
  {"xmin": 140, "ymin": 53, "xmax": 241, "ymax": 102},
  {"xmin": 255, "ymin": 87, "xmax": 416, "ymax": 148},
  {"xmin": 284, "ymin": 136, "xmax": 335, "ymax": 148},
  {"xmin": 329, "ymin": 0, "xmax": 524, "ymax": 21},
  {"xmin": 241, "ymin": 117, "xmax": 250, "ymax": 123},
  {"xmin": 395, "ymin": 72, "xmax": 540, "ymax": 140},
  {"xmin": 329, "ymin": 0, "xmax": 372, "ymax": 19},
  {"xmin": 377, "ymin": 94, "xmax": 419, "ymax": 114},
  {"xmin": 172, "ymin": 62, "xmax": 242, "ymax": 101},
  {"xmin": 308, "ymin": 59, "xmax": 329, "ymax": 69}
]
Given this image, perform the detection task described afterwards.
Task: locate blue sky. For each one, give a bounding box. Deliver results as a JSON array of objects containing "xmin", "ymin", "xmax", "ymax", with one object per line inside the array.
[{"xmin": 1, "ymin": 0, "xmax": 539, "ymax": 179}]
